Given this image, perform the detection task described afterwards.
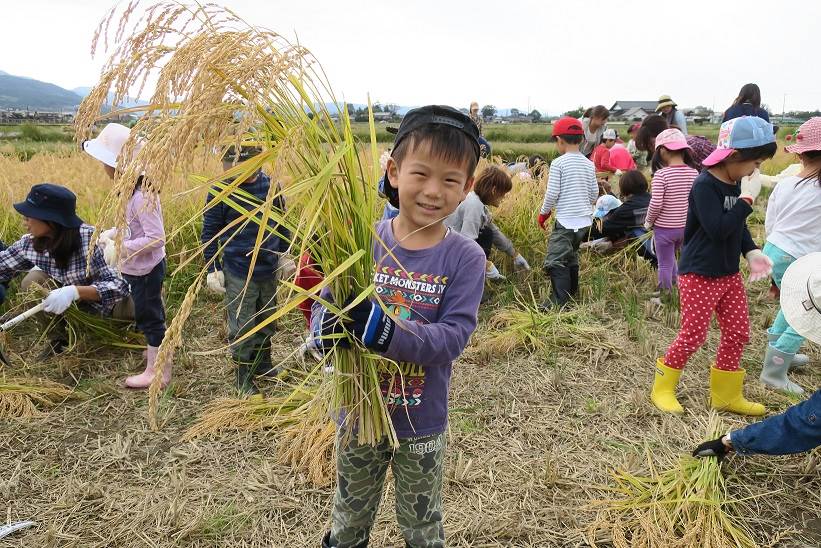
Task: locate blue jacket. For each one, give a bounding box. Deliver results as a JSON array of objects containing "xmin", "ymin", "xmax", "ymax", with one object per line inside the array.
[
  {"xmin": 201, "ymin": 172, "xmax": 290, "ymax": 280},
  {"xmin": 722, "ymin": 104, "xmax": 770, "ymax": 123},
  {"xmin": 732, "ymin": 389, "xmax": 820, "ymax": 455}
]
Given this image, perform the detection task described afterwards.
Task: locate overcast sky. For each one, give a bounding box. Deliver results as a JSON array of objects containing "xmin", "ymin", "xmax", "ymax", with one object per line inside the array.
[{"xmin": 3, "ymin": 0, "xmax": 821, "ymax": 114}]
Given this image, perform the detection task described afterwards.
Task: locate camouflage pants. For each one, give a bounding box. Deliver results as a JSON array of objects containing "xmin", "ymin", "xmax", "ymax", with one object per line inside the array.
[
  {"xmin": 223, "ymin": 270, "xmax": 277, "ymax": 367},
  {"xmin": 329, "ymin": 431, "xmax": 447, "ymax": 548}
]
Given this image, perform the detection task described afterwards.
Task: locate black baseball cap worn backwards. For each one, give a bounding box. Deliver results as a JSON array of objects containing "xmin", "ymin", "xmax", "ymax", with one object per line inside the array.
[
  {"xmin": 383, "ymin": 105, "xmax": 481, "ymax": 208},
  {"xmin": 14, "ymin": 183, "xmax": 84, "ymax": 229}
]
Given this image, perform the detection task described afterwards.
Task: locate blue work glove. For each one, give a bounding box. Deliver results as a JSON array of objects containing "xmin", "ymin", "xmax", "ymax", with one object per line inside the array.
[{"xmin": 314, "ymin": 297, "xmax": 396, "ymax": 353}]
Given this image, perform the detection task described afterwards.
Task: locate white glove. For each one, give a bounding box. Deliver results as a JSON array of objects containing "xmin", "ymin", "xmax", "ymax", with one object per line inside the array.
[
  {"xmin": 99, "ymin": 227, "xmax": 118, "ymax": 242},
  {"xmin": 615, "ymin": 169, "xmax": 624, "ymax": 176},
  {"xmin": 739, "ymin": 169, "xmax": 762, "ymax": 203},
  {"xmin": 745, "ymin": 249, "xmax": 773, "ymax": 282},
  {"xmin": 43, "ymin": 285, "xmax": 80, "ymax": 315},
  {"xmin": 643, "ymin": 221, "xmax": 653, "ymax": 231},
  {"xmin": 277, "ymin": 256, "xmax": 297, "ymax": 282},
  {"xmin": 102, "ymin": 239, "xmax": 118, "ymax": 267},
  {"xmin": 485, "ymin": 262, "xmax": 506, "ymax": 281},
  {"xmin": 513, "ymin": 254, "xmax": 531, "ymax": 271},
  {"xmin": 206, "ymin": 270, "xmax": 226, "ymax": 294}
]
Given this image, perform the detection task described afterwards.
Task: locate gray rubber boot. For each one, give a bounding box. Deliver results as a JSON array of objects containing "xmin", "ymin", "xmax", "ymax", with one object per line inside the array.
[
  {"xmin": 767, "ymin": 332, "xmax": 809, "ymax": 369},
  {"xmin": 760, "ymin": 345, "xmax": 804, "ymax": 394}
]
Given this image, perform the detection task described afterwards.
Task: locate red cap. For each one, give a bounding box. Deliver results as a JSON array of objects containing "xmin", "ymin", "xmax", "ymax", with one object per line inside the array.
[{"xmin": 552, "ymin": 116, "xmax": 584, "ymax": 138}]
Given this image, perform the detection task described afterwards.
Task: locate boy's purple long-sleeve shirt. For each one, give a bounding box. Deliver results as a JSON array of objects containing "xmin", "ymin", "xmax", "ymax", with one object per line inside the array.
[{"xmin": 313, "ymin": 219, "xmax": 486, "ymax": 438}]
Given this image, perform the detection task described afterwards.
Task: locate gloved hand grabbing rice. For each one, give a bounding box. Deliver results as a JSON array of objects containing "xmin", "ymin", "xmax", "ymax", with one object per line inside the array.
[
  {"xmin": 693, "ymin": 434, "xmax": 733, "ymax": 460},
  {"xmin": 485, "ymin": 261, "xmax": 506, "ymax": 281},
  {"xmin": 513, "ymin": 254, "xmax": 530, "ymax": 271},
  {"xmin": 739, "ymin": 169, "xmax": 762, "ymax": 204},
  {"xmin": 206, "ymin": 270, "xmax": 226, "ymax": 294},
  {"xmin": 745, "ymin": 249, "xmax": 773, "ymax": 282},
  {"xmin": 314, "ymin": 297, "xmax": 395, "ymax": 353},
  {"xmin": 42, "ymin": 285, "xmax": 80, "ymax": 315}
]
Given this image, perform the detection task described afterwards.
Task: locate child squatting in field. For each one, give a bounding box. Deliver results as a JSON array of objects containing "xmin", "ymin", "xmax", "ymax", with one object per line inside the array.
[
  {"xmin": 445, "ymin": 164, "xmax": 531, "ymax": 281},
  {"xmin": 311, "ymin": 105, "xmax": 486, "ymax": 548},
  {"xmin": 201, "ymin": 145, "xmax": 291, "ymax": 395},
  {"xmin": 0, "ymin": 184, "xmax": 131, "ymax": 357},
  {"xmin": 650, "ymin": 116, "xmax": 778, "ymax": 417},
  {"xmin": 83, "ymin": 123, "xmax": 172, "ymax": 389}
]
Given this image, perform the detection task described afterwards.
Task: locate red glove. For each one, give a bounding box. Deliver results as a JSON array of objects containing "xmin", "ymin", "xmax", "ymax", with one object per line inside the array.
[{"xmin": 538, "ymin": 212, "xmax": 552, "ymax": 229}]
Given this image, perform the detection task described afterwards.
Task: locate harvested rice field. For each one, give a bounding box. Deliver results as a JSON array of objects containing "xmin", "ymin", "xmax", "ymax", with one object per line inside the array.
[
  {"xmin": 2, "ymin": 2, "xmax": 820, "ymax": 547},
  {"xmin": 1, "ymin": 155, "xmax": 819, "ymax": 547}
]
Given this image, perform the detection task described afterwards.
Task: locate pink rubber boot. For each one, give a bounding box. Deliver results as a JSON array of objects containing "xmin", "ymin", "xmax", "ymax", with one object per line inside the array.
[{"xmin": 125, "ymin": 346, "xmax": 172, "ymax": 389}]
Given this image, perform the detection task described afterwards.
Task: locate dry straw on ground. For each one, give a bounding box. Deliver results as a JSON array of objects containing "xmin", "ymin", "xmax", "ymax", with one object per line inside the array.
[{"xmin": 0, "ymin": 376, "xmax": 84, "ymax": 418}]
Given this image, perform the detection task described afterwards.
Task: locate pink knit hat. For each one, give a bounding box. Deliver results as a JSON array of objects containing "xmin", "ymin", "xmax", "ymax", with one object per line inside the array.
[
  {"xmin": 785, "ymin": 117, "xmax": 821, "ymax": 154},
  {"xmin": 654, "ymin": 128, "xmax": 691, "ymax": 151}
]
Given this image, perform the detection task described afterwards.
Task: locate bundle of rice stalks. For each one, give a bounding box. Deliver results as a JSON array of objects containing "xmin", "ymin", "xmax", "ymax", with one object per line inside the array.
[
  {"xmin": 184, "ymin": 376, "xmax": 336, "ymax": 486},
  {"xmin": 480, "ymin": 292, "xmax": 619, "ymax": 357},
  {"xmin": 0, "ymin": 376, "xmax": 85, "ymax": 418},
  {"xmin": 26, "ymin": 286, "xmax": 145, "ymax": 351},
  {"xmin": 183, "ymin": 383, "xmax": 317, "ymax": 440},
  {"xmin": 493, "ymin": 167, "xmax": 547, "ymax": 264},
  {"xmin": 77, "ymin": 1, "xmax": 397, "ymax": 445},
  {"xmin": 277, "ymin": 383, "xmax": 337, "ymax": 487},
  {"xmin": 589, "ymin": 413, "xmax": 759, "ymax": 548}
]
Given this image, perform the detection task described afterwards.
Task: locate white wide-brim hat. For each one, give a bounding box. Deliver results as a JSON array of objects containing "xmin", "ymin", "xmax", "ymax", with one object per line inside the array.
[
  {"xmin": 781, "ymin": 252, "xmax": 821, "ymax": 345},
  {"xmin": 82, "ymin": 123, "xmax": 132, "ymax": 168}
]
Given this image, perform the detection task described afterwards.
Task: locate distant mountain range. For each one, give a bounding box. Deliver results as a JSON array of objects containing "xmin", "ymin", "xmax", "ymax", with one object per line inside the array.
[
  {"xmin": 0, "ymin": 70, "xmax": 540, "ymax": 117},
  {"xmin": 0, "ymin": 71, "xmax": 147, "ymax": 111},
  {"xmin": 0, "ymin": 72, "xmax": 83, "ymax": 110}
]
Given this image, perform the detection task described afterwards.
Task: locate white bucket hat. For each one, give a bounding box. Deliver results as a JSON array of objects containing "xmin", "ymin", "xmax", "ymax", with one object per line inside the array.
[
  {"xmin": 82, "ymin": 123, "xmax": 134, "ymax": 167},
  {"xmin": 781, "ymin": 252, "xmax": 821, "ymax": 345}
]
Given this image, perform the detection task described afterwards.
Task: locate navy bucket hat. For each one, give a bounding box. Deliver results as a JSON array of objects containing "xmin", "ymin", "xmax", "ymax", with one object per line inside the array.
[{"xmin": 13, "ymin": 183, "xmax": 84, "ymax": 228}]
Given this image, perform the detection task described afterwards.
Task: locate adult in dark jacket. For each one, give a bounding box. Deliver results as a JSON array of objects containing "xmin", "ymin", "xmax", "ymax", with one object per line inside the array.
[
  {"xmin": 201, "ymin": 146, "xmax": 291, "ymax": 394},
  {"xmin": 723, "ymin": 83, "xmax": 770, "ymax": 123}
]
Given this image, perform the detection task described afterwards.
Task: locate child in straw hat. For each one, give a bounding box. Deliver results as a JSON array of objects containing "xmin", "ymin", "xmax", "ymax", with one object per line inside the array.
[
  {"xmin": 758, "ymin": 117, "xmax": 821, "ymax": 394},
  {"xmin": 650, "ymin": 117, "xmax": 777, "ymax": 417},
  {"xmin": 313, "ymin": 105, "xmax": 486, "ymax": 548},
  {"xmin": 83, "ymin": 123, "xmax": 171, "ymax": 389},
  {"xmin": 693, "ymin": 251, "xmax": 821, "ymax": 458}
]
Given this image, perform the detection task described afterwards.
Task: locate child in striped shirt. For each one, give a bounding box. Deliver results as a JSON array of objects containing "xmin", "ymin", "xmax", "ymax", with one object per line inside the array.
[
  {"xmin": 644, "ymin": 129, "xmax": 699, "ymax": 293},
  {"xmin": 538, "ymin": 116, "xmax": 599, "ymax": 307}
]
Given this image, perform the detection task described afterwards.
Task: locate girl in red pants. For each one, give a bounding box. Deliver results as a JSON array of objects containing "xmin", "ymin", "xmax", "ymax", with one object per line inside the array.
[{"xmin": 650, "ymin": 116, "xmax": 777, "ymax": 416}]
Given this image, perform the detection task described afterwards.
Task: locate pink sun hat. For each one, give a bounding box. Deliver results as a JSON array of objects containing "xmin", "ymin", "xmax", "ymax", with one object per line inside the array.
[
  {"xmin": 654, "ymin": 128, "xmax": 691, "ymax": 151},
  {"xmin": 702, "ymin": 116, "xmax": 775, "ymax": 167},
  {"xmin": 785, "ymin": 117, "xmax": 821, "ymax": 154}
]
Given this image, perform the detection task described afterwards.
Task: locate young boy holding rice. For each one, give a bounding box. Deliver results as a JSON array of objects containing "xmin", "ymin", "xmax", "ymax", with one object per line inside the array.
[
  {"xmin": 313, "ymin": 105, "xmax": 486, "ymax": 548},
  {"xmin": 538, "ymin": 116, "xmax": 599, "ymax": 307},
  {"xmin": 201, "ymin": 145, "xmax": 291, "ymax": 395}
]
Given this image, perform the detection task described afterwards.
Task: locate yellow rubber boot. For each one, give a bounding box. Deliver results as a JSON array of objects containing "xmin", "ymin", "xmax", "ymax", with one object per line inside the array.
[
  {"xmin": 709, "ymin": 366, "xmax": 766, "ymax": 416},
  {"xmin": 650, "ymin": 358, "xmax": 684, "ymax": 414}
]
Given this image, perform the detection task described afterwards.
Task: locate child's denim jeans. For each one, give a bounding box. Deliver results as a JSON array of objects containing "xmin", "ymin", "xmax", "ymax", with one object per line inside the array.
[{"xmin": 732, "ymin": 389, "xmax": 820, "ymax": 455}]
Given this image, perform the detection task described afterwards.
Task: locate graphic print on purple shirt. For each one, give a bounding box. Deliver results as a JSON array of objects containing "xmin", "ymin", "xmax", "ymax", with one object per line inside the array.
[
  {"xmin": 371, "ymin": 220, "xmax": 486, "ymax": 438},
  {"xmin": 374, "ymin": 265, "xmax": 448, "ymax": 407}
]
